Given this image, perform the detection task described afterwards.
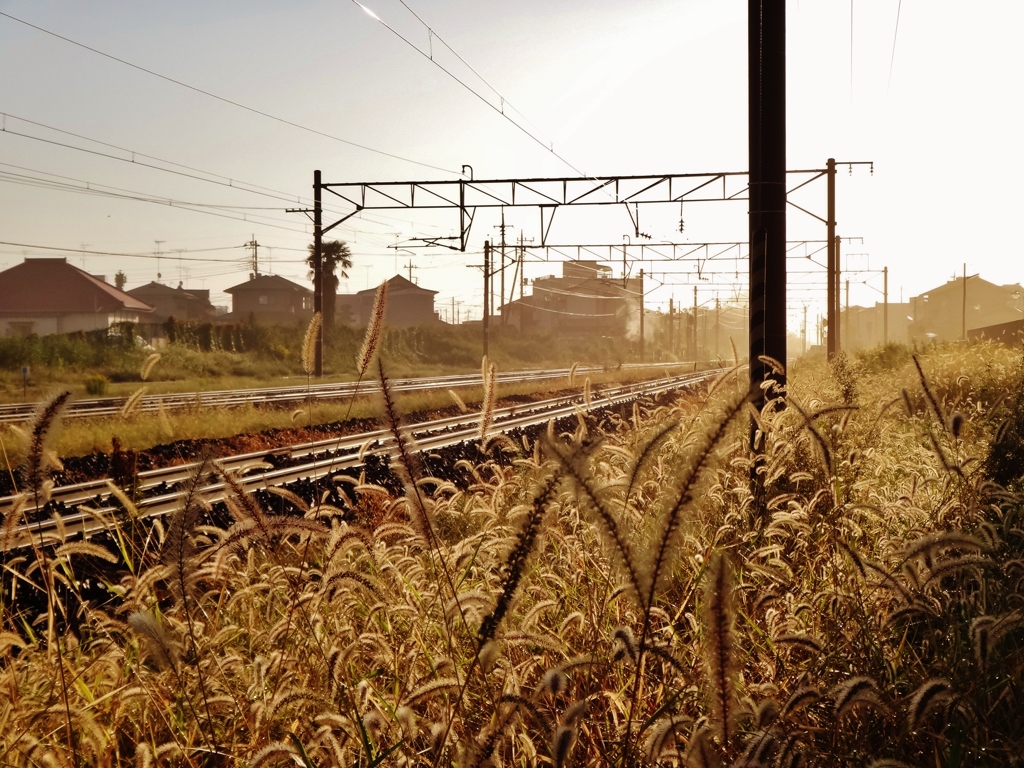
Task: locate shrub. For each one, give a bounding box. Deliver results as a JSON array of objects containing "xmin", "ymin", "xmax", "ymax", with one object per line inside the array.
[{"xmin": 83, "ymin": 374, "xmax": 109, "ymax": 396}]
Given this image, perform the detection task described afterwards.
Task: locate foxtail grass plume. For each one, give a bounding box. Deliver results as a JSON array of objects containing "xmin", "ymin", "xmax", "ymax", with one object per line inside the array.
[
  {"xmin": 479, "ymin": 357, "xmax": 497, "ymax": 444},
  {"xmin": 121, "ymin": 386, "xmax": 148, "ymax": 419},
  {"xmin": 140, "ymin": 352, "xmax": 161, "ymax": 381},
  {"xmin": 906, "ymin": 678, "xmax": 952, "ymax": 731},
  {"xmin": 301, "ymin": 311, "xmax": 322, "ymax": 376},
  {"xmin": 703, "ymin": 551, "xmax": 738, "ymax": 751},
  {"xmin": 128, "ymin": 610, "xmax": 180, "ymax": 673},
  {"xmin": 157, "ymin": 398, "xmax": 174, "ymax": 439},
  {"xmin": 448, "ymin": 389, "xmax": 468, "ymax": 413},
  {"xmin": 21, "ymin": 390, "xmax": 72, "ymax": 501},
  {"xmin": 1, "ymin": 494, "xmax": 26, "ymax": 551},
  {"xmin": 356, "ymin": 281, "xmax": 388, "ymax": 377},
  {"xmin": 342, "ymin": 282, "xmax": 388, "ymax": 421}
]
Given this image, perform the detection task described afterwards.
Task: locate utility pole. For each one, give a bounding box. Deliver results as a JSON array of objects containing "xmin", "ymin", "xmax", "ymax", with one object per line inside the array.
[
  {"xmin": 519, "ymin": 232, "xmax": 526, "ymax": 300},
  {"xmin": 715, "ymin": 297, "xmax": 720, "ymax": 358},
  {"xmin": 313, "ymin": 169, "xmax": 323, "ymax": 377},
  {"xmin": 154, "ymin": 240, "xmax": 164, "ymax": 281},
  {"xmin": 962, "ymin": 262, "xmax": 968, "ymax": 341},
  {"xmin": 835, "ymin": 236, "xmax": 841, "ymax": 353},
  {"xmin": 668, "ymin": 298, "xmax": 674, "ymax": 356},
  {"xmin": 404, "ymin": 260, "xmax": 416, "ymax": 283},
  {"xmin": 693, "ymin": 285, "xmax": 698, "ymax": 360},
  {"xmin": 826, "ymin": 158, "xmax": 836, "ymax": 359},
  {"xmin": 483, "ymin": 240, "xmax": 490, "ymax": 357},
  {"xmin": 844, "ymin": 278, "xmax": 850, "ymax": 350},
  {"xmin": 451, "ymin": 296, "xmax": 456, "ymax": 326},
  {"xmin": 748, "ymin": 0, "xmax": 787, "ymax": 413},
  {"xmin": 883, "ymin": 266, "xmax": 889, "ymax": 345},
  {"xmin": 495, "ymin": 210, "xmax": 512, "ymax": 325},
  {"xmin": 246, "ymin": 235, "xmax": 259, "ymax": 276},
  {"xmin": 639, "ymin": 268, "xmax": 645, "ymax": 363},
  {"xmin": 802, "ymin": 304, "xmax": 808, "ymax": 354}
]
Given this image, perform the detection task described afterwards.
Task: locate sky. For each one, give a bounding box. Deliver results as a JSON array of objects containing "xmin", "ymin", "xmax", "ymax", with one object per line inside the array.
[{"xmin": 1, "ymin": 0, "xmax": 1021, "ymax": 333}]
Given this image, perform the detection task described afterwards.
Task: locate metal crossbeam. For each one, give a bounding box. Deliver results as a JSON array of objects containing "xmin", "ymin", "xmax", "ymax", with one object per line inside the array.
[{"xmin": 317, "ymin": 168, "xmax": 864, "ymax": 250}]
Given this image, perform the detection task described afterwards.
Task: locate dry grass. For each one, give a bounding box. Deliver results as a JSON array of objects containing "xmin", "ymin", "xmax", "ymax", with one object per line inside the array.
[
  {"xmin": 1, "ymin": 368, "xmax": 682, "ymax": 466},
  {"xmin": 2, "ymin": 340, "xmax": 1023, "ymax": 766}
]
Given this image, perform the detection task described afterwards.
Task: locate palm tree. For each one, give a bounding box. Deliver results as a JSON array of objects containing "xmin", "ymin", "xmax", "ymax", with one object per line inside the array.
[{"xmin": 306, "ymin": 240, "xmax": 352, "ymax": 330}]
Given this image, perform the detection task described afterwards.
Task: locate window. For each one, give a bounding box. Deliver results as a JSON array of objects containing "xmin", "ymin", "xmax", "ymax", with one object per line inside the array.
[
  {"xmin": 8, "ymin": 322, "xmax": 34, "ymax": 338},
  {"xmin": 258, "ymin": 295, "xmax": 269, "ymax": 306}
]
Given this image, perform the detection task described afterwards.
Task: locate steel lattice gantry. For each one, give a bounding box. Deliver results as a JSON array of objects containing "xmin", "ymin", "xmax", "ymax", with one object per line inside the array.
[{"xmin": 317, "ymin": 169, "xmax": 862, "ymax": 251}]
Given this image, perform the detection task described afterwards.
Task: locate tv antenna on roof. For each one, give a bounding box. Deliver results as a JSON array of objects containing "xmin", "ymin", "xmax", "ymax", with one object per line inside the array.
[{"xmin": 154, "ymin": 240, "xmax": 165, "ymax": 280}]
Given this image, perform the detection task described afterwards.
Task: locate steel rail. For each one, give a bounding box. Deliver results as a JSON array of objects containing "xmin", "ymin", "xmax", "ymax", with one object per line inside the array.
[
  {"xmin": 0, "ymin": 361, "xmax": 700, "ymax": 423},
  {"xmin": 2, "ymin": 368, "xmax": 724, "ymax": 550}
]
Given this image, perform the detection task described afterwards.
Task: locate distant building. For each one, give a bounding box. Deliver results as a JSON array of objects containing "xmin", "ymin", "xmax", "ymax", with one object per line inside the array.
[
  {"xmin": 834, "ymin": 276, "xmax": 1024, "ymax": 350},
  {"xmin": 907, "ymin": 275, "xmax": 1023, "ymax": 344},
  {"xmin": 500, "ymin": 261, "xmax": 642, "ymax": 336},
  {"xmin": 0, "ymin": 258, "xmax": 153, "ymax": 337},
  {"xmin": 837, "ymin": 301, "xmax": 911, "ymax": 351},
  {"xmin": 340, "ymin": 274, "xmax": 438, "ymax": 327},
  {"xmin": 223, "ymin": 274, "xmax": 313, "ymax": 325},
  {"xmin": 968, "ymin": 317, "xmax": 1024, "ymax": 346},
  {"xmin": 127, "ymin": 281, "xmax": 216, "ymax": 324}
]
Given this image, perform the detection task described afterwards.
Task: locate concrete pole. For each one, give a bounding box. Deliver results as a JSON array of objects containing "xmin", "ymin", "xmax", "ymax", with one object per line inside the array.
[
  {"xmin": 826, "ymin": 158, "xmax": 836, "ymax": 359},
  {"xmin": 668, "ymin": 297, "xmax": 674, "ymax": 356},
  {"xmin": 844, "ymin": 278, "xmax": 850, "ymax": 350},
  {"xmin": 483, "ymin": 240, "xmax": 490, "ymax": 357},
  {"xmin": 962, "ymin": 263, "xmax": 968, "ymax": 341},
  {"xmin": 883, "ymin": 266, "xmax": 889, "ymax": 345},
  {"xmin": 639, "ymin": 268, "xmax": 645, "ymax": 363},
  {"xmin": 313, "ymin": 169, "xmax": 323, "ymax": 377},
  {"xmin": 748, "ymin": 0, "xmax": 787, "ymax": 411}
]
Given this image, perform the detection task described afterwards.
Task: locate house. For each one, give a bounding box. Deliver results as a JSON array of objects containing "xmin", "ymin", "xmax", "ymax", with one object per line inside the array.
[
  {"xmin": 223, "ymin": 273, "xmax": 313, "ymax": 325},
  {"xmin": 127, "ymin": 281, "xmax": 216, "ymax": 324},
  {"xmin": 0, "ymin": 258, "xmax": 153, "ymax": 337},
  {"xmin": 907, "ymin": 276, "xmax": 1024, "ymax": 343},
  {"xmin": 837, "ymin": 301, "xmax": 911, "ymax": 351},
  {"xmin": 500, "ymin": 261, "xmax": 642, "ymax": 336},
  {"xmin": 341, "ymin": 275, "xmax": 438, "ymax": 327}
]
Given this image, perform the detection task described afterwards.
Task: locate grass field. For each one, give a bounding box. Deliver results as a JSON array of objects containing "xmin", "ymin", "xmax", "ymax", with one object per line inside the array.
[
  {"xmin": 2, "ymin": 340, "xmax": 1022, "ymax": 766},
  {"xmin": 0, "ymin": 365, "xmax": 695, "ymax": 467},
  {"xmin": 0, "ymin": 322, "xmax": 654, "ymax": 404}
]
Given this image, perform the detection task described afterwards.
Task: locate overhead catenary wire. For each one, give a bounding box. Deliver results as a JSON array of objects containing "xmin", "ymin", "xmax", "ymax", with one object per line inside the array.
[
  {"xmin": 0, "ymin": 164, "xmax": 312, "ymax": 233},
  {"xmin": 887, "ymin": 0, "xmax": 903, "ymax": 93},
  {"xmin": 1, "ymin": 112, "xmax": 314, "ymax": 206},
  {"xmin": 352, "ymin": 0, "xmax": 575, "ymax": 169},
  {"xmin": 393, "ymin": 0, "xmax": 547, "ymax": 138},
  {"xmin": 0, "ymin": 239, "xmax": 249, "ymax": 262},
  {"xmin": 0, "ymin": 113, "xmax": 460, "ymax": 244},
  {"xmin": 0, "ymin": 10, "xmax": 459, "ymax": 175}
]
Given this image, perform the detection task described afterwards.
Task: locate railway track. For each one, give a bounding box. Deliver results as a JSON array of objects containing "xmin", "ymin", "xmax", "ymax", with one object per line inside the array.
[
  {"xmin": 1, "ymin": 368, "xmax": 723, "ymax": 550},
  {"xmin": 0, "ymin": 362, "xmax": 700, "ymax": 423}
]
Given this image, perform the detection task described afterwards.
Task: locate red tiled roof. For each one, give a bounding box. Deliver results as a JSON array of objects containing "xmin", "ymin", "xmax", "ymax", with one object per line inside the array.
[{"xmin": 0, "ymin": 258, "xmax": 153, "ymax": 314}]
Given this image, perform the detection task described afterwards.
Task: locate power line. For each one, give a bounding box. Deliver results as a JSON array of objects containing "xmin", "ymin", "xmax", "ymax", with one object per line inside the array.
[
  {"xmin": 1, "ymin": 111, "xmax": 313, "ymax": 206},
  {"xmin": 0, "ymin": 172, "xmax": 309, "ymax": 233},
  {"xmin": 887, "ymin": 0, "xmax": 903, "ymax": 93},
  {"xmin": 351, "ymin": 0, "xmax": 588, "ymax": 177},
  {"xmin": 0, "ymin": 112, "xmax": 455, "ymax": 240},
  {"xmin": 0, "ymin": 163, "xmax": 311, "ymax": 233},
  {"xmin": 0, "ymin": 10, "xmax": 459, "ymax": 175},
  {"xmin": 0, "ymin": 239, "xmax": 248, "ymax": 262},
  {"xmin": 393, "ymin": 0, "xmax": 546, "ymax": 137}
]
